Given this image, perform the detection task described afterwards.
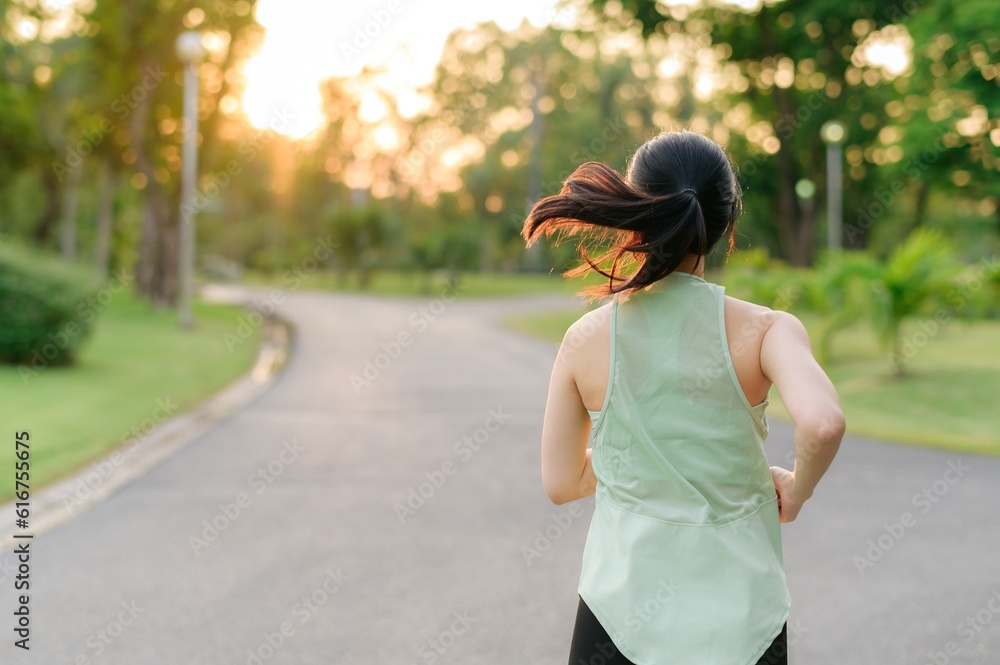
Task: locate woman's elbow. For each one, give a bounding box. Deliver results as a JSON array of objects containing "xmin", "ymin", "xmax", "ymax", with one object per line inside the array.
[
  {"xmin": 820, "ymin": 409, "xmax": 847, "ymax": 443},
  {"xmin": 543, "ymin": 478, "xmax": 574, "ymax": 505},
  {"xmin": 799, "ymin": 409, "xmax": 846, "ymax": 446}
]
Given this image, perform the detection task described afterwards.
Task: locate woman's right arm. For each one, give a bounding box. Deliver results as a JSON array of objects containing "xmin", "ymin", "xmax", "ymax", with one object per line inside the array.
[{"xmin": 760, "ymin": 310, "xmax": 846, "ymax": 522}]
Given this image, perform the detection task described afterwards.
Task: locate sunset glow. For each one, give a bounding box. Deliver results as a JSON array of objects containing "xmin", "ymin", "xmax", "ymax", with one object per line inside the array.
[{"xmin": 239, "ymin": 0, "xmax": 570, "ymax": 139}]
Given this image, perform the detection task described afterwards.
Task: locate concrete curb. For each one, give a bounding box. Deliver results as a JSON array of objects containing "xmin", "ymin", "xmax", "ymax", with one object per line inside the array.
[{"xmin": 0, "ymin": 296, "xmax": 292, "ymax": 553}]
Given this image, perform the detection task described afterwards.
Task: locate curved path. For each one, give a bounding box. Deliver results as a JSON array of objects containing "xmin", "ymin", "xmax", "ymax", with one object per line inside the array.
[{"xmin": 2, "ymin": 288, "xmax": 998, "ymax": 664}]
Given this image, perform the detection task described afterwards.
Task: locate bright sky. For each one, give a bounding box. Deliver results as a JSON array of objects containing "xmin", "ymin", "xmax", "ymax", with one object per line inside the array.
[{"xmin": 241, "ymin": 0, "xmax": 572, "ymax": 138}]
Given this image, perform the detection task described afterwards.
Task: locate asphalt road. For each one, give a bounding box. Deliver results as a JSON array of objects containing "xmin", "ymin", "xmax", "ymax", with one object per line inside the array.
[{"xmin": 2, "ymin": 287, "xmax": 998, "ymax": 664}]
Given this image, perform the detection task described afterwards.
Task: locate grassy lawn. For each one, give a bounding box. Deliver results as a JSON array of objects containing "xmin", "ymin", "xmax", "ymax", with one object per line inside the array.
[
  {"xmin": 504, "ymin": 306, "xmax": 1000, "ymax": 455},
  {"xmin": 241, "ymin": 268, "xmax": 606, "ymax": 298},
  {"xmin": 0, "ymin": 294, "xmax": 261, "ymax": 501}
]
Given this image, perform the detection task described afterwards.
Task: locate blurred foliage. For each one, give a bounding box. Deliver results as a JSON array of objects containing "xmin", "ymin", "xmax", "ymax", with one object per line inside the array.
[
  {"xmin": 899, "ymin": 1, "xmax": 1000, "ymax": 225},
  {"xmin": 873, "ymin": 228, "xmax": 962, "ymax": 374},
  {"xmin": 720, "ymin": 248, "xmax": 804, "ymax": 309},
  {"xmin": 0, "ymin": 80, "xmax": 41, "ymax": 186},
  {"xmin": 592, "ymin": 0, "xmax": 999, "ymax": 265},
  {"xmin": 327, "ymin": 204, "xmax": 386, "ymax": 289},
  {"xmin": 0, "ymin": 0, "xmax": 997, "ymax": 318},
  {"xmin": 724, "ymin": 229, "xmax": 969, "ymax": 375},
  {"xmin": 806, "ymin": 250, "xmax": 882, "ymax": 363},
  {"xmin": 411, "ymin": 22, "xmax": 660, "ymax": 272},
  {"xmin": 0, "ymin": 241, "xmax": 100, "ymax": 365},
  {"xmin": 0, "ymin": 0, "xmax": 262, "ymax": 303}
]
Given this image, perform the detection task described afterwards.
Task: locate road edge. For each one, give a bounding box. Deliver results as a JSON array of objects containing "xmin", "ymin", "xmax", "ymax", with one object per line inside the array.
[{"xmin": 0, "ymin": 303, "xmax": 293, "ymax": 553}]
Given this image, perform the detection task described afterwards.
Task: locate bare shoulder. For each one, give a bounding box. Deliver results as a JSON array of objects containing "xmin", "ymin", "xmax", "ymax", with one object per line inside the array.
[
  {"xmin": 559, "ymin": 302, "xmax": 614, "ymax": 410},
  {"xmin": 723, "ymin": 295, "xmax": 783, "ymax": 338},
  {"xmin": 561, "ymin": 302, "xmax": 613, "ymax": 354},
  {"xmin": 759, "ymin": 307, "xmax": 812, "ymax": 346}
]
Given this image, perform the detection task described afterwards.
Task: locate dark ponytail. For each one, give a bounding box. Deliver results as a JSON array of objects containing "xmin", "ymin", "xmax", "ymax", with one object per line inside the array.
[{"xmin": 522, "ymin": 130, "xmax": 740, "ymax": 298}]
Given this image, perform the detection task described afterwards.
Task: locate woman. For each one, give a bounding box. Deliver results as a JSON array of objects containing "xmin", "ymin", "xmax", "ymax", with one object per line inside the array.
[{"xmin": 522, "ymin": 130, "xmax": 845, "ymax": 665}]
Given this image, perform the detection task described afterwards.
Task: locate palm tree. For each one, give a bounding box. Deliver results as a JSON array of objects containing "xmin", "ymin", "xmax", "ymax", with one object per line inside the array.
[
  {"xmin": 871, "ymin": 229, "xmax": 959, "ymax": 376},
  {"xmin": 807, "ymin": 250, "xmax": 881, "ymax": 365}
]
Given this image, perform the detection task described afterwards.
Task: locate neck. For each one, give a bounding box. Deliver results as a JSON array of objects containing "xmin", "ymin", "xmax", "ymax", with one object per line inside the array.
[{"xmin": 675, "ymin": 254, "xmax": 705, "ymax": 277}]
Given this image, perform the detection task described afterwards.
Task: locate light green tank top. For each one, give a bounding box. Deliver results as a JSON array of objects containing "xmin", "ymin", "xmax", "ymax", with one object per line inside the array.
[{"xmin": 579, "ymin": 271, "xmax": 790, "ymax": 664}]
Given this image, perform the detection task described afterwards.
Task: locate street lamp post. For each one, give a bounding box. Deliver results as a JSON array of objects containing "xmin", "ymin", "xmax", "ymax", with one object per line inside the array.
[
  {"xmin": 795, "ymin": 178, "xmax": 816, "ymax": 223},
  {"xmin": 175, "ymin": 30, "xmax": 205, "ymax": 329},
  {"xmin": 820, "ymin": 120, "xmax": 847, "ymax": 252}
]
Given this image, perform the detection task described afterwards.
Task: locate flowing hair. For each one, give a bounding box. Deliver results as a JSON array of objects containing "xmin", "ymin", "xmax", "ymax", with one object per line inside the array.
[{"xmin": 522, "ymin": 130, "xmax": 741, "ymax": 299}]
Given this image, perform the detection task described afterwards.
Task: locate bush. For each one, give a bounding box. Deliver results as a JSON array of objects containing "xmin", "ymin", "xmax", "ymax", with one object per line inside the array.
[
  {"xmin": 962, "ymin": 257, "xmax": 1000, "ymax": 319},
  {"xmin": 0, "ymin": 243, "xmax": 100, "ymax": 366},
  {"xmin": 873, "ymin": 228, "xmax": 960, "ymax": 374},
  {"xmin": 805, "ymin": 250, "xmax": 882, "ymax": 363},
  {"xmin": 720, "ymin": 248, "xmax": 810, "ymax": 310}
]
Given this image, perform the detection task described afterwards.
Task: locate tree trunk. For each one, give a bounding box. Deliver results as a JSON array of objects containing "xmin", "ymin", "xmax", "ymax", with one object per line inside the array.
[
  {"xmin": 759, "ymin": 8, "xmax": 813, "ymax": 267},
  {"xmin": 158, "ymin": 208, "xmax": 180, "ymax": 305},
  {"xmin": 772, "ymin": 125, "xmax": 811, "ymax": 265},
  {"xmin": 34, "ymin": 168, "xmax": 61, "ymax": 246},
  {"xmin": 59, "ymin": 166, "xmax": 81, "ymax": 261},
  {"xmin": 890, "ymin": 180, "xmax": 932, "ymax": 243},
  {"xmin": 94, "ymin": 162, "xmax": 114, "ymax": 280},
  {"xmin": 129, "ymin": 63, "xmax": 179, "ymax": 306},
  {"xmin": 136, "ymin": 195, "xmax": 160, "ymax": 300},
  {"xmin": 135, "ymin": 189, "xmax": 178, "ymax": 306},
  {"xmin": 912, "ymin": 180, "xmax": 931, "ymax": 230}
]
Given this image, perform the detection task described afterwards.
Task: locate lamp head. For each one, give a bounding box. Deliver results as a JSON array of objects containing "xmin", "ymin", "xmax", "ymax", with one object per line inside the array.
[
  {"xmin": 820, "ymin": 120, "xmax": 847, "ymax": 145},
  {"xmin": 175, "ymin": 31, "xmax": 205, "ymax": 64}
]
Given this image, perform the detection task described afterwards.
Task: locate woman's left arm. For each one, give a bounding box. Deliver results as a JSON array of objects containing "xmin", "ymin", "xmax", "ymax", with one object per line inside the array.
[{"xmin": 540, "ymin": 333, "xmax": 598, "ymax": 505}]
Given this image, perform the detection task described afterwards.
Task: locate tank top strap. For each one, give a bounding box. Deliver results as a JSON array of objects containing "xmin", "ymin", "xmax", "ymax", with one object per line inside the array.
[{"xmin": 711, "ymin": 281, "xmax": 770, "ymax": 440}]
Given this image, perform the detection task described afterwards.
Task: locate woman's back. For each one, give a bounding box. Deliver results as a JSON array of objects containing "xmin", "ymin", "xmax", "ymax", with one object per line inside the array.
[
  {"xmin": 566, "ymin": 269, "xmax": 791, "ymax": 663},
  {"xmin": 522, "ymin": 130, "xmax": 844, "ymax": 665},
  {"xmin": 571, "ymin": 276, "xmax": 773, "ymax": 419}
]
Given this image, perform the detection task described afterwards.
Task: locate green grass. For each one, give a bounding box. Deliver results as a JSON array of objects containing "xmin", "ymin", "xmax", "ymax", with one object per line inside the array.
[
  {"xmin": 241, "ymin": 268, "xmax": 606, "ymax": 298},
  {"xmin": 504, "ymin": 307, "xmax": 1000, "ymax": 455},
  {"xmin": 505, "ymin": 307, "xmax": 591, "ymax": 342},
  {"xmin": 0, "ymin": 294, "xmax": 261, "ymax": 501}
]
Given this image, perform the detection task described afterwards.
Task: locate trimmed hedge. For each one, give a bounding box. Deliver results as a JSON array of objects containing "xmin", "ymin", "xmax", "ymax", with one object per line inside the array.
[{"xmin": 0, "ymin": 243, "xmax": 101, "ymax": 366}]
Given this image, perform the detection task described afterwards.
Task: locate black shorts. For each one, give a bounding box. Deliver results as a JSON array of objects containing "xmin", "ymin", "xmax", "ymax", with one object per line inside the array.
[{"xmin": 568, "ymin": 596, "xmax": 788, "ymax": 665}]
